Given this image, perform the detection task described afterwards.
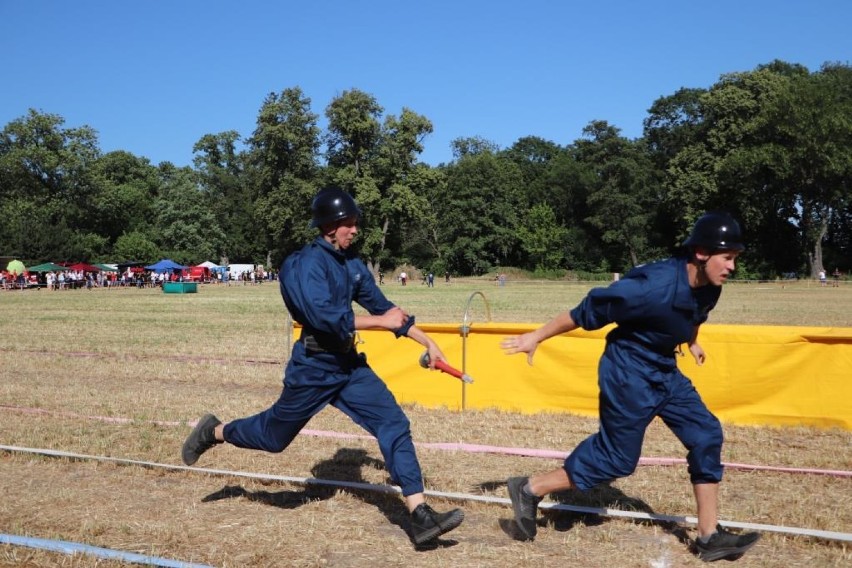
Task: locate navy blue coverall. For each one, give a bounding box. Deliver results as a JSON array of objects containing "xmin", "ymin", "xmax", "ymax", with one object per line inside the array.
[
  {"xmin": 223, "ymin": 237, "xmax": 424, "ymax": 496},
  {"xmin": 564, "ymin": 255, "xmax": 725, "ymax": 491}
]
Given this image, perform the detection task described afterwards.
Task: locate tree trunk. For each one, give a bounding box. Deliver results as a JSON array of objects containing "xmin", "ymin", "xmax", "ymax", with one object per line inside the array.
[
  {"xmin": 810, "ymin": 218, "xmax": 828, "ymax": 277},
  {"xmin": 629, "ymin": 248, "xmax": 639, "ymax": 268},
  {"xmin": 370, "ymin": 215, "xmax": 389, "ymax": 276}
]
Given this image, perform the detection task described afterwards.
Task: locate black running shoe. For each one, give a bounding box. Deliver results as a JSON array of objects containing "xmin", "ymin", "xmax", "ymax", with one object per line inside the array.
[
  {"xmin": 694, "ymin": 525, "xmax": 761, "ymax": 562},
  {"xmin": 181, "ymin": 414, "xmax": 222, "ymax": 465},
  {"xmin": 507, "ymin": 476, "xmax": 542, "ymax": 540},
  {"xmin": 409, "ymin": 503, "xmax": 464, "ymax": 545}
]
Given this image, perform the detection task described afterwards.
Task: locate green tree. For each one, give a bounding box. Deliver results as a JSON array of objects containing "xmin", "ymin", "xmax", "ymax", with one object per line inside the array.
[
  {"xmin": 0, "ymin": 197, "xmax": 63, "ymax": 260},
  {"xmin": 663, "ymin": 67, "xmax": 794, "ymax": 232},
  {"xmin": 575, "ymin": 121, "xmax": 660, "ymax": 270},
  {"xmin": 516, "ymin": 203, "xmax": 568, "ymax": 271},
  {"xmin": 533, "ymin": 150, "xmax": 601, "ymax": 271},
  {"xmin": 658, "ymin": 63, "xmax": 809, "ymax": 275},
  {"xmin": 0, "ymin": 109, "xmax": 100, "ymax": 260},
  {"xmin": 323, "ymin": 90, "xmax": 384, "ymax": 269},
  {"xmin": 253, "ymin": 174, "xmax": 317, "ymax": 266},
  {"xmin": 153, "ymin": 164, "xmax": 225, "ymax": 264},
  {"xmin": 89, "ymin": 151, "xmax": 160, "ymax": 245},
  {"xmin": 362, "ymin": 108, "xmax": 434, "ymax": 273},
  {"xmin": 245, "ymin": 87, "xmax": 322, "ymax": 265},
  {"xmin": 824, "ymin": 202, "xmax": 851, "ymax": 273},
  {"xmin": 398, "ymin": 165, "xmax": 448, "ymax": 271},
  {"xmin": 502, "ymin": 136, "xmax": 564, "ymax": 211},
  {"xmin": 325, "ymin": 88, "xmax": 382, "ymax": 178},
  {"xmin": 644, "ymin": 87, "xmax": 707, "ymax": 170},
  {"xmin": 193, "ymin": 130, "xmax": 254, "ymax": 263},
  {"xmin": 659, "ymin": 61, "xmax": 851, "ymax": 277},
  {"xmin": 113, "ymin": 231, "xmax": 160, "ymax": 263},
  {"xmin": 324, "ymin": 90, "xmax": 435, "ymax": 274},
  {"xmin": 249, "ymin": 88, "xmax": 320, "ymax": 185},
  {"xmin": 438, "ymin": 152, "xmax": 525, "ymax": 275},
  {"xmin": 643, "ymin": 88, "xmax": 708, "ymax": 244},
  {"xmin": 450, "ymin": 136, "xmax": 500, "ymax": 160},
  {"xmin": 760, "ymin": 63, "xmax": 852, "ymax": 276}
]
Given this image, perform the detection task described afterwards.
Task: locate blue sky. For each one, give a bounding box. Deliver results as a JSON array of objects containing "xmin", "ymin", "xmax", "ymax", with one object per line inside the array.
[{"xmin": 2, "ymin": 1, "xmax": 849, "ymax": 168}]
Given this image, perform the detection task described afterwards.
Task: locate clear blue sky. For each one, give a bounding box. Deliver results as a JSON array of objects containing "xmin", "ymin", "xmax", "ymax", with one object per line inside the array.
[{"xmin": 2, "ymin": 1, "xmax": 849, "ymax": 168}]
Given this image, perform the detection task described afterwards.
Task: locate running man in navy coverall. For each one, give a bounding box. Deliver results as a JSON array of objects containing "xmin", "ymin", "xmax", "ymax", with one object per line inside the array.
[
  {"xmin": 501, "ymin": 212, "xmax": 760, "ymax": 562},
  {"xmin": 182, "ymin": 187, "xmax": 464, "ymax": 546}
]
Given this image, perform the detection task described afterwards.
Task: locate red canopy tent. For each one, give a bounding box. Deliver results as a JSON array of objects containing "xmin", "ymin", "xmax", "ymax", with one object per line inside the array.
[{"xmin": 68, "ymin": 262, "xmax": 101, "ymax": 272}]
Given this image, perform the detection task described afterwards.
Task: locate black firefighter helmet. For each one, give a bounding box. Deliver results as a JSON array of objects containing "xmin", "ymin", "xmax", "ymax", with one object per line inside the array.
[
  {"xmin": 683, "ymin": 211, "xmax": 745, "ymax": 252},
  {"xmin": 310, "ymin": 187, "xmax": 362, "ymax": 228}
]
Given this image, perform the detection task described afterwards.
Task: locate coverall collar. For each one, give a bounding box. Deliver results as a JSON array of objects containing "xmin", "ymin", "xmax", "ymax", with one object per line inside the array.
[
  {"xmin": 315, "ymin": 236, "xmax": 347, "ymax": 259},
  {"xmin": 672, "ymin": 255, "xmax": 698, "ymax": 310}
]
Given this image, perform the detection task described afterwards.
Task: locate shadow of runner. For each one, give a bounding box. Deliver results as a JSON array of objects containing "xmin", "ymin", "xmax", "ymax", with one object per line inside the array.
[
  {"xmin": 484, "ymin": 479, "xmax": 691, "ymax": 545},
  {"xmin": 549, "ymin": 482, "xmax": 691, "ymax": 544},
  {"xmin": 201, "ymin": 448, "xmax": 458, "ymax": 549}
]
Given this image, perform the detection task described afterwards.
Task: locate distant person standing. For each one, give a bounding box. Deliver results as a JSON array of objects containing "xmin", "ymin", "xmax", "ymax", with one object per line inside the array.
[
  {"xmin": 833, "ymin": 268, "xmax": 841, "ymax": 287},
  {"xmin": 819, "ymin": 269, "xmax": 827, "ymax": 286},
  {"xmin": 400, "ymin": 271, "xmax": 408, "ymax": 286},
  {"xmin": 427, "ymin": 272, "xmax": 434, "ymax": 288}
]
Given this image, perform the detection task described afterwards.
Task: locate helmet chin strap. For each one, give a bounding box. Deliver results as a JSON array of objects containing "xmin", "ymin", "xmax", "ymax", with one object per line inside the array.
[
  {"xmin": 322, "ymin": 223, "xmax": 341, "ymax": 250},
  {"xmin": 689, "ymin": 249, "xmax": 711, "ymax": 287}
]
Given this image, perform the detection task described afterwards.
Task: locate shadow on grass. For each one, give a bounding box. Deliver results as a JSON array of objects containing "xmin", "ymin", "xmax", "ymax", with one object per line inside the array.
[
  {"xmin": 201, "ymin": 447, "xmax": 460, "ymax": 550},
  {"xmin": 550, "ymin": 483, "xmax": 691, "ymax": 543},
  {"xmin": 485, "ymin": 479, "xmax": 691, "ymax": 546}
]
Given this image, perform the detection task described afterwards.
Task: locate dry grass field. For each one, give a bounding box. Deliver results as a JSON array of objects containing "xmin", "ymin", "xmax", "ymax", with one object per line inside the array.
[{"xmin": 1, "ymin": 279, "xmax": 850, "ymax": 567}]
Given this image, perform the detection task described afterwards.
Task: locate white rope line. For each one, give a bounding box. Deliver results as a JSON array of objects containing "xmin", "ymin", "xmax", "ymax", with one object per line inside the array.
[
  {"xmin": 0, "ymin": 533, "xmax": 212, "ymax": 568},
  {"xmin": 2, "ymin": 444, "xmax": 849, "ymax": 543},
  {"xmin": 3, "ymin": 405, "xmax": 849, "ymax": 477}
]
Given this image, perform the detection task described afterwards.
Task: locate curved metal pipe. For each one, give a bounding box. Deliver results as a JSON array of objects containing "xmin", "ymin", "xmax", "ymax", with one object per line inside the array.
[{"xmin": 460, "ymin": 291, "xmax": 491, "ymax": 409}]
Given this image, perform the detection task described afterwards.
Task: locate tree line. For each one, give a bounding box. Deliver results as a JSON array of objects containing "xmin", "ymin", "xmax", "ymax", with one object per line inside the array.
[{"xmin": 1, "ymin": 59, "xmax": 849, "ymax": 279}]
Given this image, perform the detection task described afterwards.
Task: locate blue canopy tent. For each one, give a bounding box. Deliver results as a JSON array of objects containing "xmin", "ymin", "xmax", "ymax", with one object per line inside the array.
[{"xmin": 144, "ymin": 259, "xmax": 187, "ymax": 274}]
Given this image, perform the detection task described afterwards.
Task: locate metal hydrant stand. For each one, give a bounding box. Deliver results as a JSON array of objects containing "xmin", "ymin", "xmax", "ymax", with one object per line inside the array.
[{"xmin": 460, "ymin": 291, "xmax": 491, "ymax": 410}]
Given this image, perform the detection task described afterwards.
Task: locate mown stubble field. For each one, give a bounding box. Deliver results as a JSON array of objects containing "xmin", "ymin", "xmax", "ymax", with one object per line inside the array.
[{"xmin": 1, "ymin": 279, "xmax": 850, "ymax": 567}]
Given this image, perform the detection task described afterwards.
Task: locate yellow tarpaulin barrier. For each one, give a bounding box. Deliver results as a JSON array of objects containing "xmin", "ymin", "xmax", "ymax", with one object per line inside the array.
[{"xmin": 347, "ymin": 323, "xmax": 852, "ymax": 431}]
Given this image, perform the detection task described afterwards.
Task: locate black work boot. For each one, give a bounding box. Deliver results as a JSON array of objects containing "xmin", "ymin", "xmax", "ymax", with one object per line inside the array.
[
  {"xmin": 507, "ymin": 476, "xmax": 542, "ymax": 540},
  {"xmin": 694, "ymin": 524, "xmax": 761, "ymax": 562},
  {"xmin": 181, "ymin": 414, "xmax": 222, "ymax": 465},
  {"xmin": 409, "ymin": 503, "xmax": 464, "ymax": 545}
]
